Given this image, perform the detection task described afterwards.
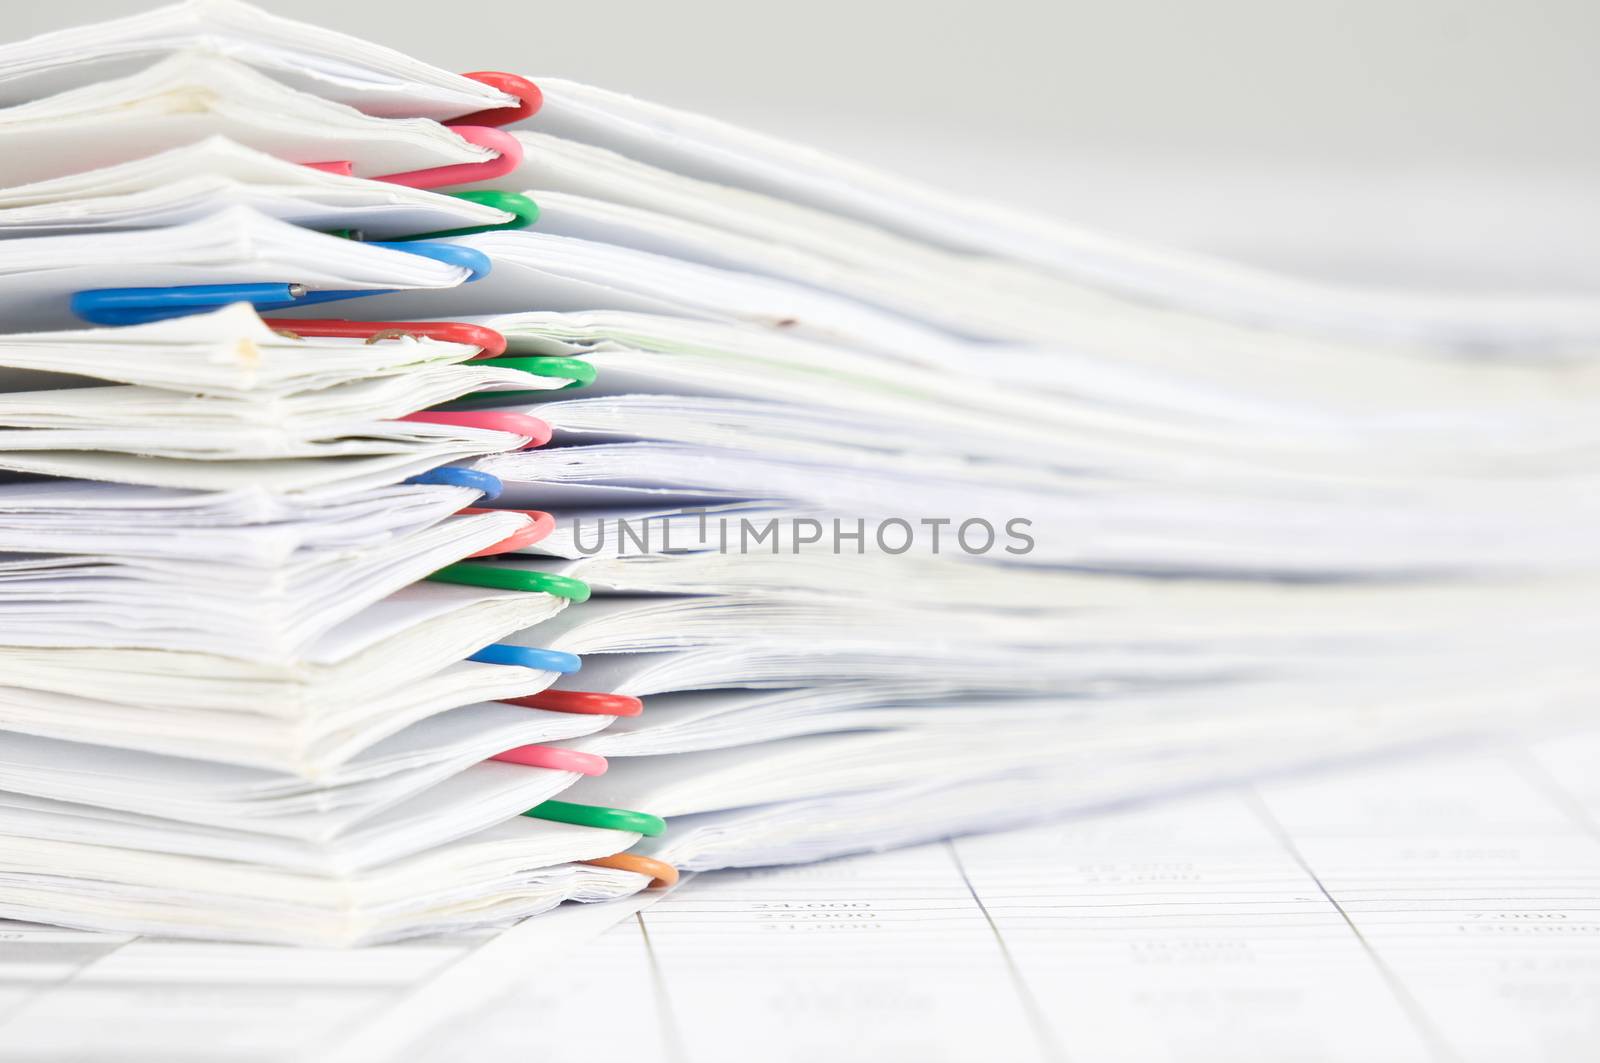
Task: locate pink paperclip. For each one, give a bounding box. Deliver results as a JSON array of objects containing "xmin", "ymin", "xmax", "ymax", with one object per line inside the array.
[
  {"xmin": 399, "ymin": 410, "xmax": 552, "ymax": 448},
  {"xmin": 377, "ymin": 126, "xmax": 524, "ymax": 190},
  {"xmin": 491, "ymin": 745, "xmax": 609, "ymax": 775},
  {"xmin": 461, "ymin": 508, "xmax": 556, "ymax": 557}
]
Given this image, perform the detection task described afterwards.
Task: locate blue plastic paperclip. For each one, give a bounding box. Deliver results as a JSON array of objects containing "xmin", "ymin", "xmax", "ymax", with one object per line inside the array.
[
  {"xmin": 403, "ymin": 466, "xmax": 504, "ymax": 501},
  {"xmin": 469, "ymin": 644, "xmax": 583, "ymax": 674},
  {"xmin": 70, "ymin": 242, "xmax": 491, "ymax": 326}
]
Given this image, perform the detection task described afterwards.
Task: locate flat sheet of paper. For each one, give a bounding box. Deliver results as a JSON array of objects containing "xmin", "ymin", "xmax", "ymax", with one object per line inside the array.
[
  {"xmin": 0, "ymin": 892, "xmax": 660, "ymax": 1061},
  {"xmin": 397, "ymin": 729, "xmax": 1600, "ymax": 1063},
  {"xmin": 3, "ymin": 729, "xmax": 1598, "ymax": 1061}
]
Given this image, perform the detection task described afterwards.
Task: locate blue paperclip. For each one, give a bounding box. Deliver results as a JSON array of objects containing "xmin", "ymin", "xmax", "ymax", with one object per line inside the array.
[
  {"xmin": 70, "ymin": 242, "xmax": 492, "ymax": 326},
  {"xmin": 469, "ymin": 644, "xmax": 583, "ymax": 674},
  {"xmin": 403, "ymin": 466, "xmax": 504, "ymax": 501}
]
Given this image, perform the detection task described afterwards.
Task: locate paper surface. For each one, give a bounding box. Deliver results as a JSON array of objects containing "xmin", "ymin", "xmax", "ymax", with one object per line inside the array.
[
  {"xmin": 2, "ymin": 731, "xmax": 1597, "ymax": 1060},
  {"xmin": 410, "ymin": 729, "xmax": 1600, "ymax": 1063},
  {"xmin": 0, "ymin": 891, "xmax": 657, "ymax": 1061}
]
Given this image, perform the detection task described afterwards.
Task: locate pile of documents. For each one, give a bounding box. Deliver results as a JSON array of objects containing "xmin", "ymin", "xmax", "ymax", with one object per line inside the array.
[{"xmin": 0, "ymin": 0, "xmax": 1595, "ymax": 946}]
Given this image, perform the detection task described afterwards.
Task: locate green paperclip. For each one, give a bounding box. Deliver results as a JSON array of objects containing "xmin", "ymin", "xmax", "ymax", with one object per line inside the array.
[
  {"xmin": 480, "ymin": 356, "xmax": 597, "ymax": 388},
  {"xmin": 441, "ymin": 356, "xmax": 595, "ymax": 409},
  {"xmin": 524, "ymin": 799, "xmax": 666, "ymax": 837},
  {"xmin": 399, "ymin": 191, "xmax": 541, "ymax": 241},
  {"xmin": 429, "ymin": 562, "xmax": 592, "ymax": 602}
]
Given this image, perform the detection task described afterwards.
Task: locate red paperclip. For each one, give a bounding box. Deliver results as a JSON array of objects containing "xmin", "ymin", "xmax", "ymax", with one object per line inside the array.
[
  {"xmin": 501, "ymin": 690, "xmax": 644, "ymax": 717},
  {"xmin": 490, "ymin": 744, "xmax": 608, "ymax": 775},
  {"xmin": 259, "ymin": 319, "xmax": 508, "ymax": 358},
  {"xmin": 447, "ymin": 72, "xmax": 544, "ymax": 127},
  {"xmin": 302, "ymin": 161, "xmax": 354, "ymax": 176},
  {"xmin": 378, "ymin": 125, "xmax": 523, "ymax": 190},
  {"xmin": 399, "ymin": 410, "xmax": 552, "ymax": 447},
  {"xmin": 462, "ymin": 508, "xmax": 555, "ymax": 557}
]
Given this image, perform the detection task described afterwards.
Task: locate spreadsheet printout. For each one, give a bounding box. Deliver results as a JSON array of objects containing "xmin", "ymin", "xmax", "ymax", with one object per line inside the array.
[
  {"xmin": 1, "ymin": 731, "xmax": 1598, "ymax": 1061},
  {"xmin": 400, "ymin": 731, "xmax": 1600, "ymax": 1063},
  {"xmin": 0, "ymin": 893, "xmax": 656, "ymax": 1061}
]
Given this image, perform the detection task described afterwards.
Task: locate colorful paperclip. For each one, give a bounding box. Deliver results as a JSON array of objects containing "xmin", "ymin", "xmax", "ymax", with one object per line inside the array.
[
  {"xmin": 468, "ymin": 643, "xmax": 582, "ymax": 674},
  {"xmin": 447, "ymin": 72, "xmax": 544, "ymax": 127},
  {"xmin": 404, "ymin": 466, "xmax": 503, "ymax": 500},
  {"xmin": 476, "ymin": 355, "xmax": 596, "ymax": 388},
  {"xmin": 397, "ymin": 410, "xmax": 552, "ymax": 448},
  {"xmin": 524, "ymin": 799, "xmax": 666, "ymax": 837},
  {"xmin": 403, "ymin": 190, "xmax": 540, "ymax": 241},
  {"xmin": 443, "ymin": 355, "xmax": 596, "ymax": 405},
  {"xmin": 324, "ymin": 191, "xmax": 538, "ymax": 243},
  {"xmin": 582, "ymin": 852, "xmax": 679, "ymax": 889},
  {"xmin": 500, "ymin": 689, "xmax": 644, "ymax": 717},
  {"xmin": 303, "ymin": 68, "xmax": 538, "ymax": 188},
  {"xmin": 309, "ymin": 125, "xmax": 524, "ymax": 191},
  {"xmin": 491, "ymin": 745, "xmax": 608, "ymax": 775},
  {"xmin": 462, "ymin": 508, "xmax": 555, "ymax": 557},
  {"xmin": 430, "ymin": 561, "xmax": 592, "ymax": 602},
  {"xmin": 71, "ymin": 242, "xmax": 490, "ymax": 326},
  {"xmin": 260, "ymin": 319, "xmax": 508, "ymax": 358}
]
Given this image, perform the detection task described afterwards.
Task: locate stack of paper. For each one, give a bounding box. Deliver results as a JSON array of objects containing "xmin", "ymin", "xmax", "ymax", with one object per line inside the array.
[{"xmin": 0, "ymin": 0, "xmax": 1595, "ymax": 946}]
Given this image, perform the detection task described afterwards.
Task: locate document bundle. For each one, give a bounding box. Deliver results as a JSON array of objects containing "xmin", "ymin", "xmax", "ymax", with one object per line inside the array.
[{"xmin": 0, "ymin": 0, "xmax": 1594, "ymax": 945}]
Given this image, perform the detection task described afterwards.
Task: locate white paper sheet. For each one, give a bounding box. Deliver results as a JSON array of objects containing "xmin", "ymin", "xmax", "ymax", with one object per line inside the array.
[
  {"xmin": 3, "ymin": 731, "xmax": 1597, "ymax": 1059},
  {"xmin": 379, "ymin": 729, "xmax": 1600, "ymax": 1063}
]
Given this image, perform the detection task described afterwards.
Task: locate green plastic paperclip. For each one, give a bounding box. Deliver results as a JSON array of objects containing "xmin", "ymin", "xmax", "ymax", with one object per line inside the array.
[
  {"xmin": 442, "ymin": 355, "xmax": 595, "ymax": 408},
  {"xmin": 400, "ymin": 191, "xmax": 541, "ymax": 241},
  {"xmin": 428, "ymin": 562, "xmax": 591, "ymax": 602},
  {"xmin": 479, "ymin": 356, "xmax": 597, "ymax": 388},
  {"xmin": 524, "ymin": 799, "xmax": 666, "ymax": 836}
]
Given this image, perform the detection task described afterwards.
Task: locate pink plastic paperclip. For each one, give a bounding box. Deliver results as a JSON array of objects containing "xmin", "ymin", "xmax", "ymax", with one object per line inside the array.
[
  {"xmin": 491, "ymin": 745, "xmax": 608, "ymax": 775},
  {"xmin": 376, "ymin": 126, "xmax": 524, "ymax": 190},
  {"xmin": 398, "ymin": 410, "xmax": 552, "ymax": 448},
  {"xmin": 461, "ymin": 508, "xmax": 556, "ymax": 557},
  {"xmin": 465, "ymin": 511, "xmax": 555, "ymax": 557},
  {"xmin": 302, "ymin": 161, "xmax": 354, "ymax": 176}
]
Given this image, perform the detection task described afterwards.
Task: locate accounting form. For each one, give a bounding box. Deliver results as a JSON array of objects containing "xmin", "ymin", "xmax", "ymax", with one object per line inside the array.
[{"xmin": 3, "ymin": 730, "xmax": 1598, "ymax": 1063}]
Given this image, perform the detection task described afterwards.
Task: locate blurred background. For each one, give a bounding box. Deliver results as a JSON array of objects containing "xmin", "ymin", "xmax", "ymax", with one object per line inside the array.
[{"xmin": 16, "ymin": 0, "xmax": 1598, "ymax": 291}]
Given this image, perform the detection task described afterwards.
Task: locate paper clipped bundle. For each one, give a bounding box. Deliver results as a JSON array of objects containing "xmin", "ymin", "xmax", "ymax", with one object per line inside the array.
[{"xmin": 0, "ymin": 0, "xmax": 1595, "ymax": 945}]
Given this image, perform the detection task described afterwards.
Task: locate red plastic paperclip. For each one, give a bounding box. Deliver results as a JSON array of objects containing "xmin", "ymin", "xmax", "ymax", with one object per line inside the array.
[
  {"xmin": 462, "ymin": 508, "xmax": 555, "ymax": 557},
  {"xmin": 490, "ymin": 744, "xmax": 608, "ymax": 775},
  {"xmin": 259, "ymin": 319, "xmax": 508, "ymax": 358},
  {"xmin": 501, "ymin": 690, "xmax": 644, "ymax": 717},
  {"xmin": 447, "ymin": 72, "xmax": 544, "ymax": 127},
  {"xmin": 302, "ymin": 161, "xmax": 354, "ymax": 176},
  {"xmin": 399, "ymin": 410, "xmax": 552, "ymax": 447}
]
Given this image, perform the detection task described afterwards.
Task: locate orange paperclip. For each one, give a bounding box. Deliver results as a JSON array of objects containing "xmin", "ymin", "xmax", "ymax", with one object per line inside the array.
[{"xmin": 583, "ymin": 853, "xmax": 679, "ymax": 889}]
